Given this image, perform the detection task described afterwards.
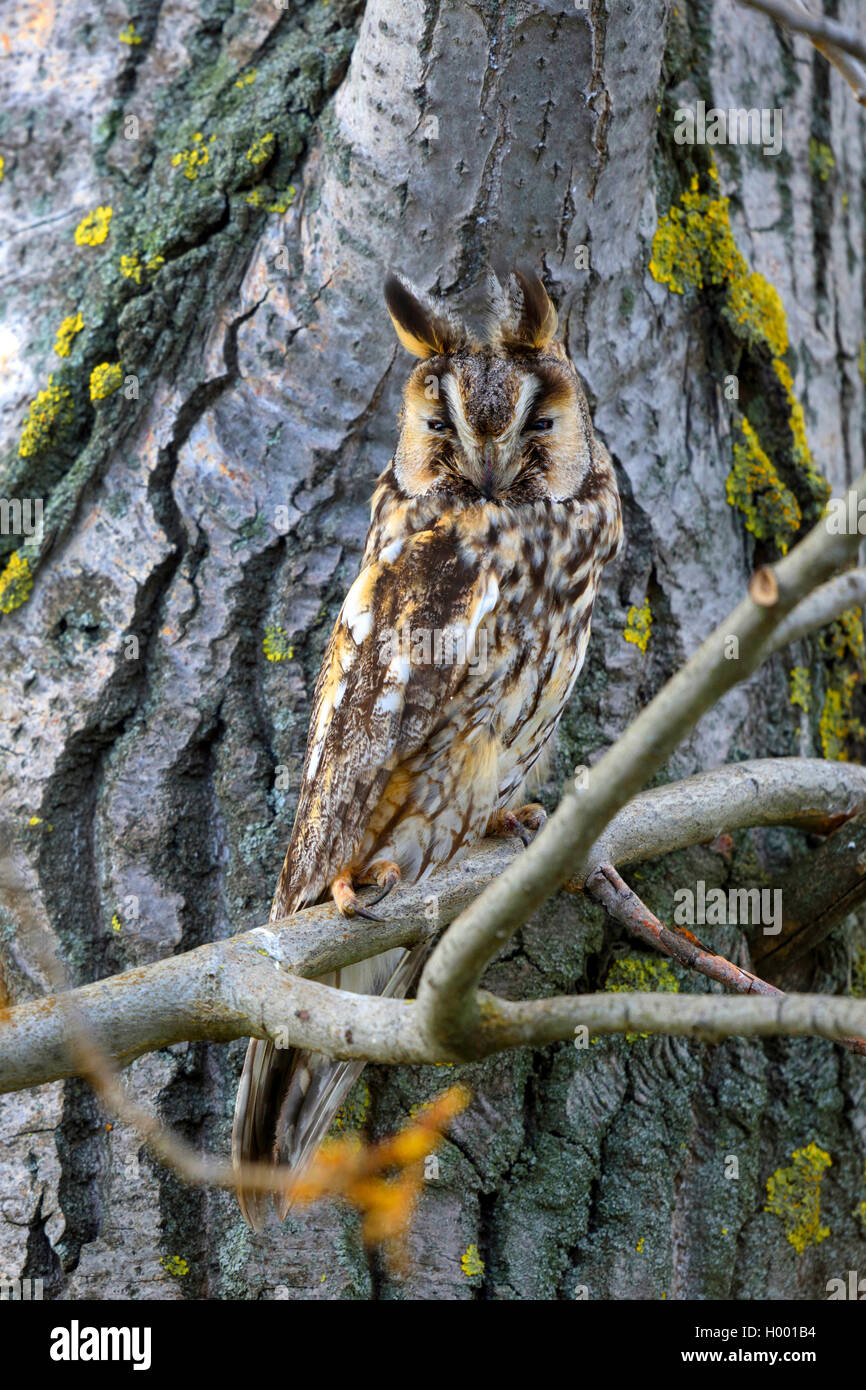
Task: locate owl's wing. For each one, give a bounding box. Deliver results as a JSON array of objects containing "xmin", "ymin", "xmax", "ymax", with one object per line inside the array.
[{"xmin": 272, "ymin": 519, "xmax": 499, "ymax": 917}]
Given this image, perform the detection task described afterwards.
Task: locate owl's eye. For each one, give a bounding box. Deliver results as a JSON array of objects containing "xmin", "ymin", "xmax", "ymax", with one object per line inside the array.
[
  {"xmin": 527, "ymin": 417, "xmax": 554, "ymax": 433},
  {"xmin": 427, "ymin": 419, "xmax": 448, "ymax": 433}
]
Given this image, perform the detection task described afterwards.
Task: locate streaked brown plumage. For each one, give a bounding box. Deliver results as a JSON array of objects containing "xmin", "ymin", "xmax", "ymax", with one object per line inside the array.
[{"xmin": 233, "ymin": 268, "xmax": 623, "ymax": 1227}]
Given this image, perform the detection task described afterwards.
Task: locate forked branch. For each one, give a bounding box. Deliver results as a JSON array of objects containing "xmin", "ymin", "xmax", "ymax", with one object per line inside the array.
[{"xmin": 414, "ymin": 472, "xmax": 866, "ymax": 1054}]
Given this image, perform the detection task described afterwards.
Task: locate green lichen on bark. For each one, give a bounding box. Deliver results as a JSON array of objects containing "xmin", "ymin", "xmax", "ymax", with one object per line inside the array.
[
  {"xmin": 650, "ymin": 159, "xmax": 829, "ymax": 555},
  {"xmin": 600, "ymin": 953, "xmax": 679, "ymax": 1041},
  {"xmin": 2, "ymin": 0, "xmax": 365, "ymax": 600}
]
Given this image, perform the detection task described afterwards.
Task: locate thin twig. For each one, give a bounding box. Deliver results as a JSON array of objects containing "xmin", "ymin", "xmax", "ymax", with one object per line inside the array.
[{"xmin": 585, "ymin": 863, "xmax": 866, "ymax": 1056}]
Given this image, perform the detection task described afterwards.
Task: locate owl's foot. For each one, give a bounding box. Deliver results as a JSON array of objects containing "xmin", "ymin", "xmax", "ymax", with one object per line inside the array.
[
  {"xmin": 362, "ymin": 859, "xmax": 402, "ymax": 907},
  {"xmin": 488, "ymin": 803, "xmax": 547, "ymax": 848},
  {"xmin": 331, "ymin": 873, "xmax": 383, "ymax": 922}
]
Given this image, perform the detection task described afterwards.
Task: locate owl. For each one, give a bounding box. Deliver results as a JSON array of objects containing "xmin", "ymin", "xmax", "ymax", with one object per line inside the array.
[{"xmin": 233, "ymin": 268, "xmax": 623, "ymax": 1227}]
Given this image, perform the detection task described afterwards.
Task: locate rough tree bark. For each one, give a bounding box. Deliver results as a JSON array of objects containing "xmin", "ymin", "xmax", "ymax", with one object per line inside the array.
[{"xmin": 1, "ymin": 0, "xmax": 865, "ymax": 1300}]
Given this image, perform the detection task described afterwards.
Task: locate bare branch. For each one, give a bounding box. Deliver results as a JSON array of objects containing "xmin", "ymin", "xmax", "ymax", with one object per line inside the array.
[
  {"xmin": 736, "ymin": 0, "xmax": 866, "ymax": 105},
  {"xmin": 475, "ymin": 991, "xmax": 866, "ymax": 1050},
  {"xmin": 571, "ymin": 757, "xmax": 866, "ymax": 890},
  {"xmin": 3, "ymin": 759, "xmax": 866, "ymax": 1090},
  {"xmin": 10, "ymin": 943, "xmax": 866, "ymax": 1094},
  {"xmin": 415, "ymin": 475, "xmax": 866, "ymax": 1055},
  {"xmin": 737, "ymin": 0, "xmax": 866, "ymax": 63},
  {"xmin": 760, "ymin": 567, "xmax": 866, "ymax": 659}
]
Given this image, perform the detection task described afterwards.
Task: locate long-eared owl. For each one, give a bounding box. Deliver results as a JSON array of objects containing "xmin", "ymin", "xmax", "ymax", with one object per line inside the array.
[{"xmin": 233, "ymin": 269, "xmax": 623, "ymax": 1226}]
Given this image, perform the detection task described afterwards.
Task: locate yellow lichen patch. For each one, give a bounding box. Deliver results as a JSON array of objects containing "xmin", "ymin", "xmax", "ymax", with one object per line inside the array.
[
  {"xmin": 765, "ymin": 1142, "xmax": 832, "ymax": 1256},
  {"xmin": 119, "ymin": 21, "xmax": 142, "ymax": 44},
  {"xmin": 817, "ymin": 609, "xmax": 866, "ymax": 759},
  {"xmin": 605, "ymin": 955, "xmax": 679, "ymax": 995},
  {"xmin": 331, "ymin": 1078, "xmax": 371, "ymax": 1134},
  {"xmin": 725, "ymin": 271, "xmax": 788, "ymax": 359},
  {"xmin": 820, "ymin": 606, "xmax": 866, "ymax": 668},
  {"xmin": 246, "ymin": 132, "xmax": 275, "ymax": 167},
  {"xmin": 602, "ymin": 954, "xmax": 679, "ymax": 1041},
  {"xmin": 650, "ymin": 163, "xmax": 787, "ymax": 358},
  {"xmin": 0, "ymin": 552, "xmax": 34, "ymax": 613},
  {"xmin": 649, "ymin": 173, "xmax": 733, "ymax": 294},
  {"xmin": 771, "ymin": 359, "xmax": 830, "ymax": 511},
  {"xmin": 120, "ymin": 253, "xmax": 142, "ymax": 283},
  {"xmin": 90, "ymin": 362, "xmax": 123, "ymax": 402},
  {"xmin": 244, "ymin": 189, "xmax": 265, "ymax": 208},
  {"xmin": 171, "ymin": 133, "xmax": 215, "ymax": 180},
  {"xmin": 461, "ymin": 1244, "xmax": 484, "ymax": 1279},
  {"xmin": 855, "ymin": 1163, "xmax": 866, "ymax": 1231},
  {"xmin": 18, "ymin": 374, "xmax": 74, "ymax": 457},
  {"xmin": 623, "ymin": 597, "xmax": 652, "ymax": 653},
  {"xmin": 123, "ymin": 251, "xmax": 164, "ymax": 280},
  {"xmin": 235, "ymin": 69, "xmax": 256, "ymax": 87},
  {"xmin": 809, "ymin": 139, "xmax": 835, "ymax": 183},
  {"xmin": 74, "ymin": 205, "xmax": 113, "ymax": 247},
  {"xmin": 789, "ymin": 667, "xmax": 811, "ymax": 714},
  {"xmin": 819, "ymin": 673, "xmax": 865, "ymax": 761},
  {"xmin": 54, "ymin": 312, "xmax": 84, "ymax": 358},
  {"xmin": 263, "ymin": 624, "xmax": 293, "ymax": 661},
  {"xmin": 0, "ymin": 155, "xmax": 5, "ymax": 184},
  {"xmin": 268, "ymin": 186, "xmax": 296, "ymax": 214},
  {"xmin": 726, "ymin": 418, "xmax": 801, "ymax": 553},
  {"xmin": 110, "ymin": 913, "xmax": 122, "ymax": 933},
  {"xmin": 160, "ymin": 1255, "xmax": 189, "ymax": 1277},
  {"xmin": 652, "ymin": 161, "xmax": 829, "ymax": 556}
]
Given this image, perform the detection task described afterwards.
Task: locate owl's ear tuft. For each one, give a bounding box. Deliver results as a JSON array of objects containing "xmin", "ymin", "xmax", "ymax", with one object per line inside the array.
[
  {"xmin": 487, "ymin": 268, "xmax": 558, "ymax": 351},
  {"xmin": 384, "ymin": 273, "xmax": 470, "ymax": 358}
]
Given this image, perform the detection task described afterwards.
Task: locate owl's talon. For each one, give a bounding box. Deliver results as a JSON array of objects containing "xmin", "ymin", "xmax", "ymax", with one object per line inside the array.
[
  {"xmin": 331, "ymin": 874, "xmax": 383, "ymax": 921},
  {"xmin": 516, "ymin": 803, "xmax": 547, "ymax": 836},
  {"xmin": 353, "ymin": 905, "xmax": 384, "ymax": 922},
  {"xmin": 488, "ymin": 804, "xmax": 547, "ymax": 848},
  {"xmin": 364, "ymin": 860, "xmax": 402, "ymax": 907},
  {"xmin": 513, "ymin": 817, "xmax": 533, "ymax": 848}
]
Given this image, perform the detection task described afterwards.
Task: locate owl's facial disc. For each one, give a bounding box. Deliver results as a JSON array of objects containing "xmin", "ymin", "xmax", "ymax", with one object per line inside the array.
[{"xmin": 394, "ymin": 353, "xmax": 590, "ymax": 503}]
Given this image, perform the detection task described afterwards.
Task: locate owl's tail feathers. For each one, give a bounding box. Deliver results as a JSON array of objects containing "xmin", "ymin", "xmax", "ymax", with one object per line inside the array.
[{"xmin": 232, "ymin": 943, "xmax": 430, "ymax": 1230}]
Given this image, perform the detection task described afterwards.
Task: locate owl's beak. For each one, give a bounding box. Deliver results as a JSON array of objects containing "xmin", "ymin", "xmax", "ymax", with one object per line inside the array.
[{"xmin": 481, "ymin": 442, "xmax": 497, "ymax": 500}]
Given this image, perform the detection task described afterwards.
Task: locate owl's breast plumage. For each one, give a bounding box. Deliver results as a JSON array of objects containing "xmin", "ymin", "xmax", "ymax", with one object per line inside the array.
[{"xmin": 350, "ymin": 494, "xmax": 616, "ymax": 883}]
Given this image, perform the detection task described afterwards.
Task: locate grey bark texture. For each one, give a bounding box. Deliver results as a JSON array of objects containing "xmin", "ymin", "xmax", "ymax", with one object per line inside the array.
[{"xmin": 1, "ymin": 0, "xmax": 865, "ymax": 1299}]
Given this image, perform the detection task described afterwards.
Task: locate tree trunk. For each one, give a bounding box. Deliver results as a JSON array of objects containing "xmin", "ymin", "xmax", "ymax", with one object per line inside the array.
[{"xmin": 1, "ymin": 0, "xmax": 865, "ymax": 1300}]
